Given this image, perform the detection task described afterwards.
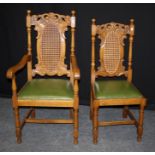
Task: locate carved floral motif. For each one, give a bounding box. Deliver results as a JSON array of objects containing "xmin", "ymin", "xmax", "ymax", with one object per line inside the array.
[
  {"xmin": 30, "ymin": 12, "xmax": 71, "ymax": 76},
  {"xmin": 96, "ymin": 22, "xmax": 130, "ymax": 47},
  {"xmin": 96, "ymin": 22, "xmax": 130, "ymax": 77}
]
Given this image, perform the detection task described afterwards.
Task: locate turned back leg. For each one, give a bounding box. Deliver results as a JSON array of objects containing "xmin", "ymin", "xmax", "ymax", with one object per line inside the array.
[
  {"xmin": 123, "ymin": 106, "xmax": 129, "ymax": 118},
  {"xmin": 73, "ymin": 109, "xmax": 78, "ymax": 144},
  {"xmin": 93, "ymin": 106, "xmax": 99, "ymax": 144}
]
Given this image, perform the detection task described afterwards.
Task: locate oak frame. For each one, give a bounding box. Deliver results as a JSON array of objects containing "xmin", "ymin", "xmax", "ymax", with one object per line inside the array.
[
  {"xmin": 6, "ymin": 10, "xmax": 80, "ymax": 144},
  {"xmin": 90, "ymin": 18, "xmax": 147, "ymax": 144}
]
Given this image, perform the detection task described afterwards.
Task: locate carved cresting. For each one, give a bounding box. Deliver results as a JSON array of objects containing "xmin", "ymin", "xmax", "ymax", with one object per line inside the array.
[
  {"xmin": 31, "ymin": 13, "xmax": 71, "ymax": 76},
  {"xmin": 96, "ymin": 22, "xmax": 130, "ymax": 77}
]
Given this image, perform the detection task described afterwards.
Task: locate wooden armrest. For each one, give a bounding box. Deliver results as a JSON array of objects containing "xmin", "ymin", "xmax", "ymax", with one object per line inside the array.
[
  {"xmin": 6, "ymin": 54, "xmax": 31, "ymax": 79},
  {"xmin": 70, "ymin": 55, "xmax": 80, "ymax": 80}
]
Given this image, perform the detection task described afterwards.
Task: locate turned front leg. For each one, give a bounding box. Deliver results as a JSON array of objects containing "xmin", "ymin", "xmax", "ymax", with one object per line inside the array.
[
  {"xmin": 73, "ymin": 109, "xmax": 78, "ymax": 144},
  {"xmin": 93, "ymin": 106, "xmax": 99, "ymax": 144},
  {"xmin": 90, "ymin": 92, "xmax": 93, "ymax": 120},
  {"xmin": 14, "ymin": 107, "xmax": 22, "ymax": 143},
  {"xmin": 137, "ymin": 103, "xmax": 145, "ymax": 142}
]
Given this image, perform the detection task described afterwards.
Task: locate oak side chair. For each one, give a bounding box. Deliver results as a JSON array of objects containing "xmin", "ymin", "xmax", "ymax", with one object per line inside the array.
[
  {"xmin": 6, "ymin": 10, "xmax": 80, "ymax": 144},
  {"xmin": 90, "ymin": 18, "xmax": 147, "ymax": 144}
]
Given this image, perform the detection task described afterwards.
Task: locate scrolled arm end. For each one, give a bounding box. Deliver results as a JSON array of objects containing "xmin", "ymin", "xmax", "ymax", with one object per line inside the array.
[
  {"xmin": 6, "ymin": 68, "xmax": 14, "ymax": 79},
  {"xmin": 6, "ymin": 54, "xmax": 31, "ymax": 79}
]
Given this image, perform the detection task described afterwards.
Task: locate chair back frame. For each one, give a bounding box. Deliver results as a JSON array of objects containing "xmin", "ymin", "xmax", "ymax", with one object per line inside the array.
[
  {"xmin": 91, "ymin": 19, "xmax": 135, "ymax": 84},
  {"xmin": 26, "ymin": 11, "xmax": 76, "ymax": 78}
]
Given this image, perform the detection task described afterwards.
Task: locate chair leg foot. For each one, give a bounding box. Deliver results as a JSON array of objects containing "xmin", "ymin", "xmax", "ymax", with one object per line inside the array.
[
  {"xmin": 74, "ymin": 138, "xmax": 78, "ymax": 144},
  {"xmin": 137, "ymin": 125, "xmax": 143, "ymax": 143},
  {"xmin": 16, "ymin": 127, "xmax": 22, "ymax": 144},
  {"xmin": 137, "ymin": 134, "xmax": 142, "ymax": 143},
  {"xmin": 122, "ymin": 106, "xmax": 128, "ymax": 118},
  {"xmin": 14, "ymin": 107, "xmax": 22, "ymax": 144},
  {"xmin": 137, "ymin": 103, "xmax": 145, "ymax": 142},
  {"xmin": 73, "ymin": 109, "xmax": 78, "ymax": 144},
  {"xmin": 93, "ymin": 138, "xmax": 98, "ymax": 144},
  {"xmin": 93, "ymin": 126, "xmax": 98, "ymax": 144},
  {"xmin": 93, "ymin": 106, "xmax": 99, "ymax": 144},
  {"xmin": 93, "ymin": 127, "xmax": 98, "ymax": 144}
]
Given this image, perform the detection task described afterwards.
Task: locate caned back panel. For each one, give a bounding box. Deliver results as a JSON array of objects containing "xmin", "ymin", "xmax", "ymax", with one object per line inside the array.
[
  {"xmin": 41, "ymin": 22, "xmax": 60, "ymax": 72},
  {"xmin": 103, "ymin": 31, "xmax": 120, "ymax": 74},
  {"xmin": 30, "ymin": 13, "xmax": 71, "ymax": 76},
  {"xmin": 96, "ymin": 23, "xmax": 130, "ymax": 76}
]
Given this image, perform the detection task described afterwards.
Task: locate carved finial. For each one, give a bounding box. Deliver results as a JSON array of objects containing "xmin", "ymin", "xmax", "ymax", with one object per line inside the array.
[
  {"xmin": 71, "ymin": 10, "xmax": 76, "ymax": 28},
  {"xmin": 91, "ymin": 18, "xmax": 96, "ymax": 36},
  {"xmin": 130, "ymin": 19, "xmax": 134, "ymax": 24},
  {"xmin": 26, "ymin": 10, "xmax": 31, "ymax": 27},
  {"xmin": 130, "ymin": 19, "xmax": 135, "ymax": 36},
  {"xmin": 92, "ymin": 18, "xmax": 96, "ymax": 25},
  {"xmin": 27, "ymin": 10, "xmax": 31, "ymax": 15},
  {"xmin": 71, "ymin": 10, "xmax": 76, "ymax": 16}
]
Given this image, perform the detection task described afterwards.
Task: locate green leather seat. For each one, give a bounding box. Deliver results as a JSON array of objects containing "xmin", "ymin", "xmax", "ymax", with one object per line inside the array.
[
  {"xmin": 95, "ymin": 80, "xmax": 142, "ymax": 99},
  {"xmin": 18, "ymin": 79, "xmax": 74, "ymax": 100}
]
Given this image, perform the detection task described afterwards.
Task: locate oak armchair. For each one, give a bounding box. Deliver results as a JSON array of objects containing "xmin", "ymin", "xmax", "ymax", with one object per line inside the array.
[
  {"xmin": 6, "ymin": 10, "xmax": 80, "ymax": 144},
  {"xmin": 90, "ymin": 19, "xmax": 147, "ymax": 144}
]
